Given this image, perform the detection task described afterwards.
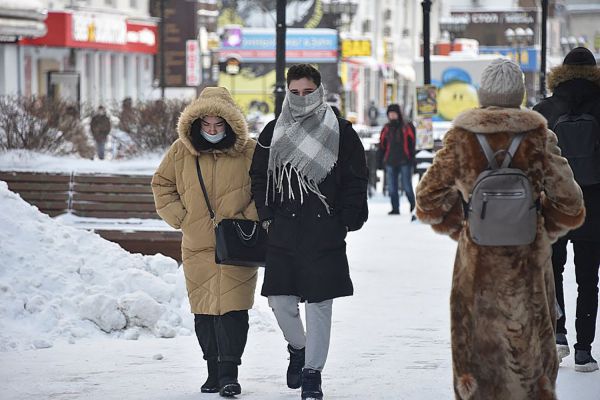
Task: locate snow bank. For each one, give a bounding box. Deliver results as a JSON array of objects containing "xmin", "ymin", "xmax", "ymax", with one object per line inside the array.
[
  {"xmin": 0, "ymin": 181, "xmax": 192, "ymax": 351},
  {"xmin": 0, "ymin": 149, "xmax": 163, "ymax": 175}
]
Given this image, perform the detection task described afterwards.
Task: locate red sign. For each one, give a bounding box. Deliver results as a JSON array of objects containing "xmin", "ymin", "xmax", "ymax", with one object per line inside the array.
[
  {"xmin": 185, "ymin": 40, "xmax": 201, "ymax": 86},
  {"xmin": 20, "ymin": 11, "xmax": 157, "ymax": 54}
]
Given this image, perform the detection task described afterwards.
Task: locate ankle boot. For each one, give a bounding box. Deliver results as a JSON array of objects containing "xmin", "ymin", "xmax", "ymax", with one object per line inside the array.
[
  {"xmin": 201, "ymin": 359, "xmax": 219, "ymax": 393},
  {"xmin": 301, "ymin": 368, "xmax": 323, "ymax": 400},
  {"xmin": 218, "ymin": 361, "xmax": 241, "ymax": 397},
  {"xmin": 287, "ymin": 344, "xmax": 305, "ymax": 389}
]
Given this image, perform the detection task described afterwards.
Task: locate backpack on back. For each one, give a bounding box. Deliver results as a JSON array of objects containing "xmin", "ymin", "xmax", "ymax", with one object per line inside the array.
[
  {"xmin": 552, "ymin": 106, "xmax": 600, "ymax": 186},
  {"xmin": 466, "ymin": 133, "xmax": 538, "ymax": 246}
]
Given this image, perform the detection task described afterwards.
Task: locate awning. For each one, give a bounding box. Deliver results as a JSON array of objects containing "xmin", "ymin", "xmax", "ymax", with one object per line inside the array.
[
  {"xmin": 0, "ymin": 0, "xmax": 47, "ymax": 38},
  {"xmin": 0, "ymin": 17, "xmax": 46, "ymax": 38}
]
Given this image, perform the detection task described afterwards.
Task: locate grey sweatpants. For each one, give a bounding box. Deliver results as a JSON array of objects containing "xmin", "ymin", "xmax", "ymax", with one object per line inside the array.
[{"xmin": 268, "ymin": 295, "xmax": 333, "ymax": 371}]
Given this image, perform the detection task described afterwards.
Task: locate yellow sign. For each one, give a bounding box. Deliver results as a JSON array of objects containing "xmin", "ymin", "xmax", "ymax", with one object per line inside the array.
[{"xmin": 341, "ymin": 39, "xmax": 372, "ymax": 58}]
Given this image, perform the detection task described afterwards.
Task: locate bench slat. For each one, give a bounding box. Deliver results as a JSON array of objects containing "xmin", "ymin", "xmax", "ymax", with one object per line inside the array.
[
  {"xmin": 73, "ymin": 193, "xmax": 155, "ymax": 203},
  {"xmin": 94, "ymin": 230, "xmax": 182, "ymax": 262},
  {"xmin": 27, "ymin": 200, "xmax": 69, "ymax": 211},
  {"xmin": 6, "ymin": 182, "xmax": 70, "ymax": 192},
  {"xmin": 73, "ymin": 183, "xmax": 152, "ymax": 194},
  {"xmin": 72, "ymin": 201, "xmax": 157, "ymax": 212},
  {"xmin": 74, "ymin": 175, "xmax": 152, "ymax": 185},
  {"xmin": 0, "ymin": 171, "xmax": 70, "ymax": 183},
  {"xmin": 17, "ymin": 192, "xmax": 69, "ymax": 201},
  {"xmin": 72, "ymin": 210, "xmax": 161, "ymax": 219}
]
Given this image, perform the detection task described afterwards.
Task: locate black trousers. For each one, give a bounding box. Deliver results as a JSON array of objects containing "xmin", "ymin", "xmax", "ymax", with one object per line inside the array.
[
  {"xmin": 194, "ymin": 310, "xmax": 249, "ymax": 365},
  {"xmin": 552, "ymin": 239, "xmax": 600, "ymax": 351}
]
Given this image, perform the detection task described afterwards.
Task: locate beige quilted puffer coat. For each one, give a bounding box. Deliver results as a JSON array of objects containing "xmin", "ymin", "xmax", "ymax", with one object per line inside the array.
[{"xmin": 152, "ymin": 87, "xmax": 258, "ymax": 315}]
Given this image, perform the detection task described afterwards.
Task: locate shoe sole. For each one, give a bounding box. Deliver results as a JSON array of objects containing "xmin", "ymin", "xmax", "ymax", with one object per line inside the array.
[
  {"xmin": 574, "ymin": 362, "xmax": 599, "ymax": 373},
  {"xmin": 201, "ymin": 387, "xmax": 219, "ymax": 393},
  {"xmin": 219, "ymin": 383, "xmax": 241, "ymax": 397},
  {"xmin": 557, "ymin": 344, "xmax": 570, "ymax": 363}
]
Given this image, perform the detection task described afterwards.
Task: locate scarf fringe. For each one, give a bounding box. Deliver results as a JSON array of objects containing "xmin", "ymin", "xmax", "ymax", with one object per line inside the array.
[{"xmin": 266, "ymin": 165, "xmax": 331, "ymax": 214}]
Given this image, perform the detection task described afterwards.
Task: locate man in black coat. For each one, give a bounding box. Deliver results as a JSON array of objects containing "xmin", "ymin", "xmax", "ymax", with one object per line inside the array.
[
  {"xmin": 250, "ymin": 64, "xmax": 368, "ymax": 399},
  {"xmin": 534, "ymin": 46, "xmax": 600, "ymax": 373}
]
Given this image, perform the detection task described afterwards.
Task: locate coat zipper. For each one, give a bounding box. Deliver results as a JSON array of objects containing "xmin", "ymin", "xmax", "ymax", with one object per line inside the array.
[{"xmin": 212, "ymin": 153, "xmax": 221, "ymax": 314}]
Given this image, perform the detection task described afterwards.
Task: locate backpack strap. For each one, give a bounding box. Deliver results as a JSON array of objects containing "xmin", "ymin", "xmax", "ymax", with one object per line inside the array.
[
  {"xmin": 475, "ymin": 134, "xmax": 499, "ymax": 169},
  {"xmin": 476, "ymin": 133, "xmax": 525, "ymax": 169},
  {"xmin": 500, "ymin": 133, "xmax": 525, "ymax": 168}
]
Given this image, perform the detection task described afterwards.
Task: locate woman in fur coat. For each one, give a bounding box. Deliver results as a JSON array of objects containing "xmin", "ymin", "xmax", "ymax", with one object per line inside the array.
[
  {"xmin": 152, "ymin": 87, "xmax": 258, "ymax": 397},
  {"xmin": 416, "ymin": 59, "xmax": 586, "ymax": 399}
]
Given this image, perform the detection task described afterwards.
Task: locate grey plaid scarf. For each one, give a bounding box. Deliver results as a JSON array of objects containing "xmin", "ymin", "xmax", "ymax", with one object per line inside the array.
[{"xmin": 267, "ymin": 85, "xmax": 340, "ymax": 213}]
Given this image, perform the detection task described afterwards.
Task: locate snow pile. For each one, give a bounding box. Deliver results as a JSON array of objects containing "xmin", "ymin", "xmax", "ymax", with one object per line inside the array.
[{"xmin": 0, "ymin": 181, "xmax": 193, "ymax": 351}]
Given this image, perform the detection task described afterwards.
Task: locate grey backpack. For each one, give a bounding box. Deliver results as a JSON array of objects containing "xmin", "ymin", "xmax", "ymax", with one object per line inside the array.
[{"xmin": 466, "ymin": 133, "xmax": 538, "ymax": 246}]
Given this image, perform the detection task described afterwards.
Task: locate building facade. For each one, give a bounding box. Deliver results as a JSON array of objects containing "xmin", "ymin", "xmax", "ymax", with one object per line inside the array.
[{"xmin": 1, "ymin": 0, "xmax": 157, "ymax": 107}]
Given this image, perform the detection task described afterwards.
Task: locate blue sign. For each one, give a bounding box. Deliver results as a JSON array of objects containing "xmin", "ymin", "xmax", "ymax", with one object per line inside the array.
[
  {"xmin": 479, "ymin": 46, "xmax": 539, "ymax": 72},
  {"xmin": 220, "ymin": 28, "xmax": 338, "ymax": 63}
]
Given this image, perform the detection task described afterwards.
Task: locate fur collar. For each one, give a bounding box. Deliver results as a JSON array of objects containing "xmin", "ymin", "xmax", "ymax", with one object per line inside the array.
[
  {"xmin": 452, "ymin": 107, "xmax": 547, "ymax": 134},
  {"xmin": 177, "ymin": 87, "xmax": 249, "ymax": 156},
  {"xmin": 548, "ymin": 65, "xmax": 600, "ymax": 92}
]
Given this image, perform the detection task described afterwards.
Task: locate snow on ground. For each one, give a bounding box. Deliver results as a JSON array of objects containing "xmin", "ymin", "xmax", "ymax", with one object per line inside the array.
[
  {"xmin": 1, "ymin": 192, "xmax": 598, "ymax": 399},
  {"xmin": 0, "ymin": 150, "xmax": 163, "ymax": 175}
]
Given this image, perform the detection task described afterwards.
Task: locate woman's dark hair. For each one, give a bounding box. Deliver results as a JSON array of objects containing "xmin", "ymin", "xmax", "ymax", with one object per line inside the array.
[{"xmin": 286, "ymin": 64, "xmax": 321, "ymax": 87}]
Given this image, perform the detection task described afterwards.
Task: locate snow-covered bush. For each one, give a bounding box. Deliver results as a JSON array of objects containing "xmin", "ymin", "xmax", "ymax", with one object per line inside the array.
[{"xmin": 0, "ymin": 96, "xmax": 94, "ymax": 158}]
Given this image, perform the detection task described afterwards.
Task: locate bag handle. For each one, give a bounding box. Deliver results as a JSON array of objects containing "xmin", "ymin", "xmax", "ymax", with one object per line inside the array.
[
  {"xmin": 476, "ymin": 133, "xmax": 525, "ymax": 169},
  {"xmin": 195, "ymin": 157, "xmax": 217, "ymax": 227}
]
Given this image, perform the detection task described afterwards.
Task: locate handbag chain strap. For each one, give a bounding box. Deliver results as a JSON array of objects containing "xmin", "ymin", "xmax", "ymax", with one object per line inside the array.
[{"xmin": 195, "ymin": 156, "xmax": 217, "ymax": 228}]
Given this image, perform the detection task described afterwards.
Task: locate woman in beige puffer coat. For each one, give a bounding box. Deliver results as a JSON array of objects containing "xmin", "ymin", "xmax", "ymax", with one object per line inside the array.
[{"xmin": 152, "ymin": 87, "xmax": 257, "ymax": 397}]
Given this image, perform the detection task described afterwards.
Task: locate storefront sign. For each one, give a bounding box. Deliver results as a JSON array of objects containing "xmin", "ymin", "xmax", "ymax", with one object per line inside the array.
[
  {"xmin": 219, "ymin": 28, "xmax": 338, "ymax": 63},
  {"xmin": 186, "ymin": 40, "xmax": 201, "ymax": 86},
  {"xmin": 20, "ymin": 11, "xmax": 157, "ymax": 54},
  {"xmin": 449, "ymin": 10, "xmax": 537, "ymax": 46},
  {"xmin": 341, "ymin": 39, "xmax": 372, "ymax": 58},
  {"xmin": 479, "ymin": 46, "xmax": 538, "ymax": 72}
]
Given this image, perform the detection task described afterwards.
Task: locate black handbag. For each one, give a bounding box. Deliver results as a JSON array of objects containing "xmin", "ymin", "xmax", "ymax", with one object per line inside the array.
[{"xmin": 195, "ymin": 157, "xmax": 266, "ymax": 268}]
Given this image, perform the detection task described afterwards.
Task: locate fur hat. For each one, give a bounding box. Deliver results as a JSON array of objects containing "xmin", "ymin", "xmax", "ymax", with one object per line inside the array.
[
  {"xmin": 478, "ymin": 58, "xmax": 525, "ymax": 108},
  {"xmin": 563, "ymin": 47, "xmax": 596, "ymax": 66}
]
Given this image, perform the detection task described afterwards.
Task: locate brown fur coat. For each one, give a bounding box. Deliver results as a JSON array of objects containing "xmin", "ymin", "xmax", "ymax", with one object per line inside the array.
[{"xmin": 416, "ymin": 107, "xmax": 585, "ymax": 400}]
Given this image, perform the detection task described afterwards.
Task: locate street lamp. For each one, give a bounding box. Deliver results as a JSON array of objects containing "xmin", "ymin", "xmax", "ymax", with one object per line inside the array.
[{"xmin": 505, "ymin": 27, "xmax": 534, "ymax": 66}]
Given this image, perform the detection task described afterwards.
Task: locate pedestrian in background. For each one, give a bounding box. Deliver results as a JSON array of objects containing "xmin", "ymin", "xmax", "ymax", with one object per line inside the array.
[
  {"xmin": 379, "ymin": 103, "xmax": 416, "ymax": 218},
  {"xmin": 152, "ymin": 87, "xmax": 258, "ymax": 397},
  {"xmin": 367, "ymin": 100, "xmax": 379, "ymax": 126},
  {"xmin": 534, "ymin": 46, "xmax": 600, "ymax": 372},
  {"xmin": 250, "ymin": 64, "xmax": 368, "ymax": 400},
  {"xmin": 416, "ymin": 58, "xmax": 585, "ymax": 399},
  {"xmin": 90, "ymin": 105, "xmax": 111, "ymax": 160}
]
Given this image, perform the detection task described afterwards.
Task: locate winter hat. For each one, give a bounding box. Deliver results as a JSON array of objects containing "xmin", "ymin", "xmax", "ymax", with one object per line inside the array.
[
  {"xmin": 563, "ymin": 47, "xmax": 596, "ymax": 66},
  {"xmin": 478, "ymin": 58, "xmax": 525, "ymax": 108},
  {"xmin": 387, "ymin": 103, "xmax": 401, "ymax": 116}
]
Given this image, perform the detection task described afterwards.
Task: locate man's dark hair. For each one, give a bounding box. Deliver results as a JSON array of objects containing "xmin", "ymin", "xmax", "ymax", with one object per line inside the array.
[{"xmin": 286, "ymin": 64, "xmax": 321, "ymax": 87}]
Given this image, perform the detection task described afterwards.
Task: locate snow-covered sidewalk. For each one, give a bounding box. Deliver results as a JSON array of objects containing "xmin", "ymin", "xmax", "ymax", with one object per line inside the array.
[{"xmin": 1, "ymin": 197, "xmax": 598, "ymax": 399}]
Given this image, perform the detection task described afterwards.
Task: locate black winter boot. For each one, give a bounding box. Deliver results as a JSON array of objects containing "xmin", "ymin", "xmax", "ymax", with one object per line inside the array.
[
  {"xmin": 301, "ymin": 368, "xmax": 323, "ymax": 400},
  {"xmin": 218, "ymin": 362, "xmax": 241, "ymax": 397},
  {"xmin": 287, "ymin": 344, "xmax": 305, "ymax": 389},
  {"xmin": 201, "ymin": 359, "xmax": 219, "ymax": 393}
]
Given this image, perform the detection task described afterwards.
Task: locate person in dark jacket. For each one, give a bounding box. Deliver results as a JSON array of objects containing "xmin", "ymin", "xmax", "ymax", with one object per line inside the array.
[
  {"xmin": 250, "ymin": 64, "xmax": 368, "ymax": 400},
  {"xmin": 90, "ymin": 105, "xmax": 111, "ymax": 159},
  {"xmin": 379, "ymin": 103, "xmax": 416, "ymax": 217},
  {"xmin": 534, "ymin": 46, "xmax": 600, "ymax": 373}
]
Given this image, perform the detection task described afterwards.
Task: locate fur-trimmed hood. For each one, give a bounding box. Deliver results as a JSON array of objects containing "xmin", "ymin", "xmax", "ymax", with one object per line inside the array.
[
  {"xmin": 452, "ymin": 107, "xmax": 547, "ymax": 134},
  {"xmin": 177, "ymin": 87, "xmax": 249, "ymax": 156},
  {"xmin": 547, "ymin": 64, "xmax": 600, "ymax": 92}
]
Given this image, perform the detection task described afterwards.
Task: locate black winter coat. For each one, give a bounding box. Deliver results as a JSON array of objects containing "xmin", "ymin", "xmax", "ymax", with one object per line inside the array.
[
  {"xmin": 534, "ymin": 65, "xmax": 600, "ymax": 242},
  {"xmin": 250, "ymin": 118, "xmax": 369, "ymax": 302}
]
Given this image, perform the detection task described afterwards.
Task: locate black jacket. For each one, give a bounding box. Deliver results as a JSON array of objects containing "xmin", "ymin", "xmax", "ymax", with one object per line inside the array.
[
  {"xmin": 534, "ymin": 64, "xmax": 600, "ymax": 242},
  {"xmin": 250, "ymin": 118, "xmax": 368, "ymax": 302}
]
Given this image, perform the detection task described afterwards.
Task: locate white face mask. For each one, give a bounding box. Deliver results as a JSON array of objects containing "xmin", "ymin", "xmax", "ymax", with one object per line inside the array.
[{"xmin": 201, "ymin": 129, "xmax": 226, "ymax": 143}]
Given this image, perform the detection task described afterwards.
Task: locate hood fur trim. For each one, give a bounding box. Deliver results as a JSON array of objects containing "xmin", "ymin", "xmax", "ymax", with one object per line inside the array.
[
  {"xmin": 547, "ymin": 65, "xmax": 600, "ymax": 92},
  {"xmin": 452, "ymin": 107, "xmax": 547, "ymax": 134},
  {"xmin": 177, "ymin": 87, "xmax": 249, "ymax": 156}
]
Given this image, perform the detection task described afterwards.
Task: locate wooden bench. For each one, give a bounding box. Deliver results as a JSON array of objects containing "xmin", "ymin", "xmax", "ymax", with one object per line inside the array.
[{"xmin": 0, "ymin": 171, "xmax": 182, "ymax": 262}]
